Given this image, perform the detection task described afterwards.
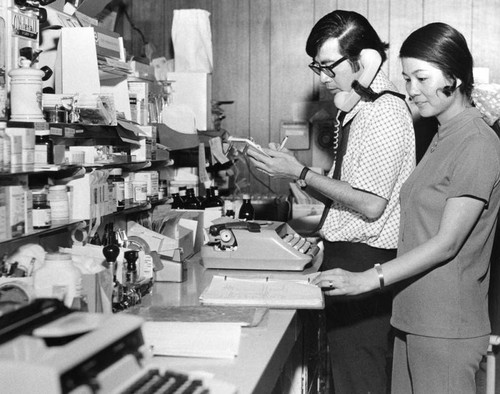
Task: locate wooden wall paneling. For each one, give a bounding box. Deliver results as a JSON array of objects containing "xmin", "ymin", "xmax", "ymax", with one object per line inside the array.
[
  {"xmin": 368, "ymin": 0, "xmax": 391, "ymax": 77},
  {"xmin": 129, "ymin": 0, "xmax": 165, "ymax": 60},
  {"xmin": 472, "ymin": 0, "xmax": 500, "ymax": 83},
  {"xmin": 248, "ymin": 0, "xmax": 272, "ymax": 194},
  {"xmin": 337, "ymin": 0, "xmax": 367, "ymax": 14},
  {"xmin": 212, "ymin": 0, "xmax": 253, "ymax": 194},
  {"xmin": 388, "ymin": 0, "xmax": 424, "ymax": 97},
  {"xmin": 313, "ymin": 0, "xmax": 338, "ymax": 101},
  {"xmin": 269, "ymin": 0, "xmax": 316, "ymax": 195},
  {"xmin": 423, "ymin": 0, "xmax": 472, "ymax": 44}
]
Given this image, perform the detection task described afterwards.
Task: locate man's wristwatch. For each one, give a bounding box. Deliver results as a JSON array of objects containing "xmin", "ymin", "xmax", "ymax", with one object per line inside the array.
[{"xmin": 296, "ymin": 167, "xmax": 310, "ymax": 189}]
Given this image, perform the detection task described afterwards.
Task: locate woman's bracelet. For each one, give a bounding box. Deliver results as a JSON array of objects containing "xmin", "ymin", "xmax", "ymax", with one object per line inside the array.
[{"xmin": 374, "ymin": 263, "xmax": 385, "ymax": 290}]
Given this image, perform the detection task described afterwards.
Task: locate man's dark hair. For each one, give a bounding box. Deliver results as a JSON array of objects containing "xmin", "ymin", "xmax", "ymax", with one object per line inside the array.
[{"xmin": 306, "ymin": 10, "xmax": 389, "ymax": 68}]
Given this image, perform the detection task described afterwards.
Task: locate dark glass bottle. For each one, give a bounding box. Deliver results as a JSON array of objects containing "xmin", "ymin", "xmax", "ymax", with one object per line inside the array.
[
  {"xmin": 238, "ymin": 194, "xmax": 255, "ymax": 220},
  {"xmin": 224, "ymin": 200, "xmax": 235, "ymax": 218},
  {"xmin": 210, "ymin": 186, "xmax": 224, "ymax": 207},
  {"xmin": 201, "ymin": 187, "xmax": 213, "ymax": 208},
  {"xmin": 35, "ymin": 131, "xmax": 54, "ymax": 165},
  {"xmin": 171, "ymin": 192, "xmax": 184, "ymax": 209},
  {"xmin": 184, "ymin": 188, "xmax": 202, "ymax": 209}
]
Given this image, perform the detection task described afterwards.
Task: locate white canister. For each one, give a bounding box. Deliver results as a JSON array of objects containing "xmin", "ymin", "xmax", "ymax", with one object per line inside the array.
[
  {"xmin": 8, "ymin": 59, "xmax": 45, "ymax": 122},
  {"xmin": 48, "ymin": 185, "xmax": 69, "ymax": 222},
  {"xmin": 33, "ymin": 252, "xmax": 82, "ymax": 308}
]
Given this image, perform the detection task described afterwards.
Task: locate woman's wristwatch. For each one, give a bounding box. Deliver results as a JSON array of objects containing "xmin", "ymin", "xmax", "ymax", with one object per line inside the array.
[{"xmin": 296, "ymin": 167, "xmax": 310, "ymax": 189}]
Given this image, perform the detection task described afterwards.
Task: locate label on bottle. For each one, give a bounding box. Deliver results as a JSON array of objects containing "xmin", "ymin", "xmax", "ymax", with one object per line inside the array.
[
  {"xmin": 33, "ymin": 207, "xmax": 51, "ymax": 228},
  {"xmin": 113, "ymin": 180, "xmax": 125, "ymax": 205},
  {"xmin": 34, "ymin": 144, "xmax": 49, "ymax": 165}
]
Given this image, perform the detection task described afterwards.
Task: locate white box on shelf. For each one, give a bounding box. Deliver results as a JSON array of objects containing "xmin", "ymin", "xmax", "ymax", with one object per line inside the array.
[
  {"xmin": 167, "ymin": 72, "xmax": 212, "ymax": 131},
  {"xmin": 6, "ymin": 185, "xmax": 26, "ymax": 238}
]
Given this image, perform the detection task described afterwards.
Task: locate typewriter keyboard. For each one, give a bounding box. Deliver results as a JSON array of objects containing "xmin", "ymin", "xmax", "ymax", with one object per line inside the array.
[
  {"xmin": 282, "ymin": 233, "xmax": 320, "ymax": 256},
  {"xmin": 113, "ymin": 367, "xmax": 236, "ymax": 394}
]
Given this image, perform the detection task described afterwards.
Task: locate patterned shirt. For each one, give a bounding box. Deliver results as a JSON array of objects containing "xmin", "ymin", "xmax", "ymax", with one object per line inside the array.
[{"xmin": 320, "ymin": 71, "xmax": 415, "ymax": 249}]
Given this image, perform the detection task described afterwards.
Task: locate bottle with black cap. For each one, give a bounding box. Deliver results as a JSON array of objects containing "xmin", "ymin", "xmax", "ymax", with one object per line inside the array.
[{"xmin": 238, "ymin": 194, "xmax": 255, "ymax": 221}]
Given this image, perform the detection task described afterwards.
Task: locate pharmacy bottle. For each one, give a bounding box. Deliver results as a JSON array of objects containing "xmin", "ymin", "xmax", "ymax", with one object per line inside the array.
[
  {"xmin": 34, "ymin": 130, "xmax": 54, "ymax": 166},
  {"xmin": 33, "ymin": 252, "xmax": 82, "ymax": 308},
  {"xmin": 224, "ymin": 200, "xmax": 235, "ymax": 218},
  {"xmin": 32, "ymin": 191, "xmax": 51, "ymax": 229},
  {"xmin": 109, "ymin": 168, "xmax": 125, "ymax": 210},
  {"xmin": 170, "ymin": 185, "xmax": 184, "ymax": 209},
  {"xmin": 238, "ymin": 194, "xmax": 255, "ymax": 220},
  {"xmin": 184, "ymin": 188, "xmax": 202, "ymax": 209},
  {"xmin": 211, "ymin": 186, "xmax": 224, "ymax": 207}
]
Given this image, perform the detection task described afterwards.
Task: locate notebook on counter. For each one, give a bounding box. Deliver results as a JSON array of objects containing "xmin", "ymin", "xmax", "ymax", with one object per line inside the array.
[{"xmin": 199, "ymin": 274, "xmax": 325, "ymax": 309}]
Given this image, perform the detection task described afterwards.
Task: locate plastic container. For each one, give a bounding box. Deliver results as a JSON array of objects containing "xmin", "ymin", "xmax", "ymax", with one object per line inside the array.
[{"xmin": 33, "ymin": 252, "xmax": 82, "ymax": 308}]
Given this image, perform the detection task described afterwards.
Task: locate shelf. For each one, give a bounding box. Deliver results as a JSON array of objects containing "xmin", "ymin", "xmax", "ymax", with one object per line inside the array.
[
  {"xmin": 0, "ymin": 202, "xmax": 155, "ymax": 246},
  {"xmin": 0, "ymin": 219, "xmax": 83, "ymax": 246},
  {"xmin": 0, "ymin": 160, "xmax": 173, "ymax": 181}
]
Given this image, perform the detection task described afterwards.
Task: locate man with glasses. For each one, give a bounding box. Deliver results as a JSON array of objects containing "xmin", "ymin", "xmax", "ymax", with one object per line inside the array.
[{"xmin": 247, "ymin": 10, "xmax": 415, "ymax": 394}]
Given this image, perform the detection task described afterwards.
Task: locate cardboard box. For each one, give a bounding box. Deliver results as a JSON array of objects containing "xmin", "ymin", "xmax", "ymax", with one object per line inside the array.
[
  {"xmin": 6, "ymin": 185, "xmax": 25, "ymax": 238},
  {"xmin": 6, "ymin": 127, "xmax": 35, "ymax": 172}
]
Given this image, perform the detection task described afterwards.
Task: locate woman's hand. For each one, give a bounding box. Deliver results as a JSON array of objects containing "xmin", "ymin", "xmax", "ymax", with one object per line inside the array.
[
  {"xmin": 311, "ymin": 268, "xmax": 379, "ymax": 296},
  {"xmin": 246, "ymin": 145, "xmax": 303, "ymax": 179}
]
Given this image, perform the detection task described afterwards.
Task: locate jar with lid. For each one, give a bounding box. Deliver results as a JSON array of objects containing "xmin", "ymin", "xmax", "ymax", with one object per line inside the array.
[
  {"xmin": 109, "ymin": 168, "xmax": 125, "ymax": 210},
  {"xmin": 33, "ymin": 252, "xmax": 82, "ymax": 308},
  {"xmin": 34, "ymin": 130, "xmax": 54, "ymax": 166},
  {"xmin": 32, "ymin": 191, "xmax": 51, "ymax": 229},
  {"xmin": 238, "ymin": 194, "xmax": 255, "ymax": 220}
]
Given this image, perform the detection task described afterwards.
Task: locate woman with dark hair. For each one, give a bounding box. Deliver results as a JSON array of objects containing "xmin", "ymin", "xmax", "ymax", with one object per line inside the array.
[{"xmin": 313, "ymin": 22, "xmax": 500, "ymax": 393}]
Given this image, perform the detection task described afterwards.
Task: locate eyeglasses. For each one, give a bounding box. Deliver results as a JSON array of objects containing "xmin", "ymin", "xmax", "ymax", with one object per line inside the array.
[{"xmin": 308, "ymin": 56, "xmax": 348, "ymax": 78}]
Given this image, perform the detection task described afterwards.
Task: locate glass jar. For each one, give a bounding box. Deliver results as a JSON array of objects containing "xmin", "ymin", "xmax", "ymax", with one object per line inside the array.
[{"xmin": 32, "ymin": 191, "xmax": 51, "ymax": 229}]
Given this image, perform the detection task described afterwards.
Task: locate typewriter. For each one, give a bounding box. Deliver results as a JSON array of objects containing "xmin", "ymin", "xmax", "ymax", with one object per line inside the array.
[
  {"xmin": 0, "ymin": 299, "xmax": 237, "ymax": 394},
  {"xmin": 201, "ymin": 220, "xmax": 320, "ymax": 271}
]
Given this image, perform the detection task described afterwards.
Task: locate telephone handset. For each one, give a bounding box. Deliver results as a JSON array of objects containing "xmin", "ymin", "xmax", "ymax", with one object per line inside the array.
[{"xmin": 333, "ymin": 49, "xmax": 383, "ymax": 112}]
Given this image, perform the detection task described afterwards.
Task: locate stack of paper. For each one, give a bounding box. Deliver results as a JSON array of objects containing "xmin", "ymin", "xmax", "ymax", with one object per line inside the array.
[
  {"xmin": 142, "ymin": 321, "xmax": 241, "ymax": 359},
  {"xmin": 199, "ymin": 275, "xmax": 324, "ymax": 309}
]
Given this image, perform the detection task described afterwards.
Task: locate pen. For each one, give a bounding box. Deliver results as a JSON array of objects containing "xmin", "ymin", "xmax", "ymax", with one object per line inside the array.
[{"xmin": 278, "ymin": 136, "xmax": 288, "ymax": 151}]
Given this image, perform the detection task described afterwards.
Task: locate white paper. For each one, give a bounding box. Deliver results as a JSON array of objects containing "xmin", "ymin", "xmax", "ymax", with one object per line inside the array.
[
  {"xmin": 199, "ymin": 275, "xmax": 324, "ymax": 309},
  {"xmin": 172, "ymin": 9, "xmax": 213, "ymax": 72},
  {"xmin": 142, "ymin": 321, "xmax": 241, "ymax": 359}
]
